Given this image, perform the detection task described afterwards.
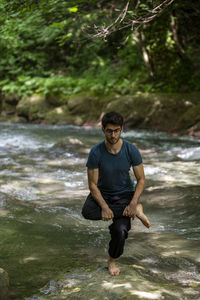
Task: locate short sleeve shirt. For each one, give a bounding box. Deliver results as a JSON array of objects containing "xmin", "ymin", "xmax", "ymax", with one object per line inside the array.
[{"xmin": 86, "ymin": 139, "xmax": 142, "ymax": 195}]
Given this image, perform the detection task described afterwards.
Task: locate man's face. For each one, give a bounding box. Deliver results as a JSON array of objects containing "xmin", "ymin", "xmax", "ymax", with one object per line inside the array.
[{"xmin": 102, "ymin": 123, "xmax": 122, "ymax": 145}]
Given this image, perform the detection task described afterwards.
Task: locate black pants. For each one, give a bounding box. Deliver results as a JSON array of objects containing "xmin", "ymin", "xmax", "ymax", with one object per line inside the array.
[{"xmin": 82, "ymin": 192, "xmax": 133, "ymax": 259}]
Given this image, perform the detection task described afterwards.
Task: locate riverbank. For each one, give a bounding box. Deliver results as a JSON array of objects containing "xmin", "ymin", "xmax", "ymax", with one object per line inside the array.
[{"xmin": 0, "ymin": 92, "xmax": 200, "ymax": 137}]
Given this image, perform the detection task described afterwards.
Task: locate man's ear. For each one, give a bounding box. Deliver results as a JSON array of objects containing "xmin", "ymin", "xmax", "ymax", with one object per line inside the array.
[{"xmin": 102, "ymin": 126, "xmax": 105, "ymax": 134}]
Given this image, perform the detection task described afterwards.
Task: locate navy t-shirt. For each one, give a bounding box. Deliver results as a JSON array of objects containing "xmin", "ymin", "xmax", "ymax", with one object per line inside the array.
[{"xmin": 86, "ymin": 139, "xmax": 142, "ymax": 195}]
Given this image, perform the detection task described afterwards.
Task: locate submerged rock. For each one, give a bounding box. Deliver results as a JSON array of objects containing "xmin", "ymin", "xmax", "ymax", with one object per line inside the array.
[
  {"xmin": 52, "ymin": 136, "xmax": 89, "ymax": 156},
  {"xmin": 0, "ymin": 268, "xmax": 9, "ymax": 300},
  {"xmin": 26, "ymin": 261, "xmax": 200, "ymax": 300}
]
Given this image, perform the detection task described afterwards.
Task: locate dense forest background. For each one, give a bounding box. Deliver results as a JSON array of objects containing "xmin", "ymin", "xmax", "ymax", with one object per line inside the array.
[
  {"xmin": 0, "ymin": 0, "xmax": 199, "ymax": 134},
  {"xmin": 0, "ymin": 0, "xmax": 199, "ymax": 96}
]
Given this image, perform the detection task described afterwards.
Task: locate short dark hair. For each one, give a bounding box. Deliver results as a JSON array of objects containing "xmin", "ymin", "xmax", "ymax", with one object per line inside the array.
[{"xmin": 101, "ymin": 111, "xmax": 124, "ymax": 128}]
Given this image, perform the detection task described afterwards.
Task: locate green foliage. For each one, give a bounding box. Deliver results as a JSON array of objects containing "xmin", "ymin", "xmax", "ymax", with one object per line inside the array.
[{"xmin": 0, "ymin": 0, "xmax": 199, "ymax": 99}]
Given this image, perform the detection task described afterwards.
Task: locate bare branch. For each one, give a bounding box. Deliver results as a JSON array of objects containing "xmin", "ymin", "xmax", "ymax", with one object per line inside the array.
[{"xmin": 87, "ymin": 0, "xmax": 176, "ymax": 39}]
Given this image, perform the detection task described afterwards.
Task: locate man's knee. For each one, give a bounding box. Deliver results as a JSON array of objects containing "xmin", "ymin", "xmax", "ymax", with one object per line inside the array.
[
  {"xmin": 81, "ymin": 194, "xmax": 101, "ymax": 220},
  {"xmin": 81, "ymin": 205, "xmax": 90, "ymax": 219}
]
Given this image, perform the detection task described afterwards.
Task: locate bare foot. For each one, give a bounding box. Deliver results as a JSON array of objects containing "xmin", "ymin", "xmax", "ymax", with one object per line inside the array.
[
  {"xmin": 136, "ymin": 204, "xmax": 151, "ymax": 228},
  {"xmin": 108, "ymin": 257, "xmax": 120, "ymax": 276}
]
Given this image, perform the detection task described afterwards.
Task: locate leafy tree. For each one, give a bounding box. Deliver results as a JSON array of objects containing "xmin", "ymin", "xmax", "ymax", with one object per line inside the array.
[{"xmin": 0, "ymin": 0, "xmax": 199, "ymax": 97}]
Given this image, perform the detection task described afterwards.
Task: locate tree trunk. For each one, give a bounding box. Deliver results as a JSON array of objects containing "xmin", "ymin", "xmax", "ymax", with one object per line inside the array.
[
  {"xmin": 138, "ymin": 31, "xmax": 154, "ymax": 77},
  {"xmin": 170, "ymin": 12, "xmax": 185, "ymax": 58}
]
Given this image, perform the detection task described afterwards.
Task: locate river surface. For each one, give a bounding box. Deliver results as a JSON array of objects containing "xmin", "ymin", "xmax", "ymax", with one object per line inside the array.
[{"xmin": 0, "ymin": 122, "xmax": 199, "ymax": 300}]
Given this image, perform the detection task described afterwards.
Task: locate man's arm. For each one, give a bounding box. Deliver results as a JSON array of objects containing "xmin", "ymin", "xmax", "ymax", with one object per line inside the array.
[
  {"xmin": 123, "ymin": 163, "xmax": 145, "ymax": 218},
  {"xmin": 87, "ymin": 168, "xmax": 114, "ymax": 221}
]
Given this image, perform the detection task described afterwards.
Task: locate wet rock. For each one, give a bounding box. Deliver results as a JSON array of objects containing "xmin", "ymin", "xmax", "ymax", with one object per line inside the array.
[
  {"xmin": 52, "ymin": 136, "xmax": 89, "ymax": 155},
  {"xmin": 0, "ymin": 268, "xmax": 9, "ymax": 300}
]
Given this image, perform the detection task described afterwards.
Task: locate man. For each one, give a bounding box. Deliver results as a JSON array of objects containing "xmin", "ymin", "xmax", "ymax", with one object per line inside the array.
[{"xmin": 82, "ymin": 111, "xmax": 150, "ymax": 276}]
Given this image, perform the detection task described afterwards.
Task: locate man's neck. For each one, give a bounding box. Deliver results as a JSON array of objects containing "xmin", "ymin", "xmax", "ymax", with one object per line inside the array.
[{"xmin": 105, "ymin": 138, "xmax": 123, "ymax": 154}]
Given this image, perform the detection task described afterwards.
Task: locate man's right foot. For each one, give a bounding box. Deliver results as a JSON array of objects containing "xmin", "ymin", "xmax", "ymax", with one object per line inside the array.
[
  {"xmin": 136, "ymin": 204, "xmax": 151, "ymax": 228},
  {"xmin": 108, "ymin": 257, "xmax": 120, "ymax": 276}
]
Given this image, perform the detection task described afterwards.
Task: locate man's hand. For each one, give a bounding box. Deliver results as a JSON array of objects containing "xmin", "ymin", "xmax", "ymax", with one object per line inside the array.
[
  {"xmin": 123, "ymin": 202, "xmax": 137, "ymax": 218},
  {"xmin": 102, "ymin": 206, "xmax": 114, "ymax": 221}
]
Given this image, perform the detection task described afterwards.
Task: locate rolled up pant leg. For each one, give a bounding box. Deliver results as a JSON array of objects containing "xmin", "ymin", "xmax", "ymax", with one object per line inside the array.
[{"xmin": 108, "ymin": 216, "xmax": 131, "ymax": 259}]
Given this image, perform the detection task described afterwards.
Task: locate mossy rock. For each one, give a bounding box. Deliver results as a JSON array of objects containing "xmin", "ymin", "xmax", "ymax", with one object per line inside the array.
[
  {"xmin": 1, "ymin": 100, "xmax": 16, "ymax": 115},
  {"xmin": 104, "ymin": 95, "xmax": 135, "ymax": 117},
  {"xmin": 104, "ymin": 94, "xmax": 156, "ymax": 127},
  {"xmin": 68, "ymin": 94, "xmax": 86, "ymax": 111},
  {"xmin": 125, "ymin": 94, "xmax": 156, "ymax": 126},
  {"xmin": 45, "ymin": 94, "xmax": 68, "ymax": 107},
  {"xmin": 16, "ymin": 94, "xmax": 52, "ymax": 121},
  {"xmin": 103, "ymin": 93, "xmax": 200, "ymax": 132},
  {"xmin": 126, "ymin": 93, "xmax": 198, "ymax": 131},
  {"xmin": 9, "ymin": 115, "xmax": 28, "ymax": 123},
  {"xmin": 2, "ymin": 94, "xmax": 21, "ymax": 105},
  {"xmin": 141, "ymin": 94, "xmax": 186, "ymax": 130},
  {"xmin": 67, "ymin": 94, "xmax": 100, "ymax": 115},
  {"xmin": 44, "ymin": 105, "xmax": 73, "ymax": 124},
  {"xmin": 188, "ymin": 121, "xmax": 200, "ymax": 137},
  {"xmin": 177, "ymin": 104, "xmax": 200, "ymax": 130}
]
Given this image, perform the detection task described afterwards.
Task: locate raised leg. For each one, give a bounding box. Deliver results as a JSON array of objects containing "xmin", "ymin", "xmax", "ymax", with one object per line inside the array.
[{"xmin": 136, "ymin": 203, "xmax": 151, "ymax": 228}]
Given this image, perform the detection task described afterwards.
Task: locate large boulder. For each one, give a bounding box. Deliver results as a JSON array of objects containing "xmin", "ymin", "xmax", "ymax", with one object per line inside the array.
[
  {"xmin": 104, "ymin": 94, "xmax": 154, "ymax": 126},
  {"xmin": 45, "ymin": 95, "xmax": 68, "ymax": 107},
  {"xmin": 0, "ymin": 268, "xmax": 9, "ymax": 300},
  {"xmin": 1, "ymin": 94, "xmax": 21, "ymax": 116},
  {"xmin": 2, "ymin": 94, "xmax": 21, "ymax": 105},
  {"xmin": 67, "ymin": 94, "xmax": 102, "ymax": 120},
  {"xmin": 103, "ymin": 93, "xmax": 200, "ymax": 134},
  {"xmin": 44, "ymin": 105, "xmax": 73, "ymax": 124},
  {"xmin": 1, "ymin": 101, "xmax": 16, "ymax": 115},
  {"xmin": 188, "ymin": 121, "xmax": 200, "ymax": 138},
  {"xmin": 177, "ymin": 103, "xmax": 200, "ymax": 131},
  {"xmin": 16, "ymin": 94, "xmax": 52, "ymax": 122}
]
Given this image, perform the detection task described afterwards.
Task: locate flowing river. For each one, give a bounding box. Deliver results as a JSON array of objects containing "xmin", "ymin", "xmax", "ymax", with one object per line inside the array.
[{"xmin": 0, "ymin": 122, "xmax": 200, "ymax": 300}]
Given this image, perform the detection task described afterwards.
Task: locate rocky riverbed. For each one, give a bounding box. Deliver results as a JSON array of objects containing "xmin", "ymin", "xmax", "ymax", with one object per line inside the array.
[
  {"xmin": 0, "ymin": 123, "xmax": 200, "ymax": 299},
  {"xmin": 0, "ymin": 92, "xmax": 200, "ymax": 137}
]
